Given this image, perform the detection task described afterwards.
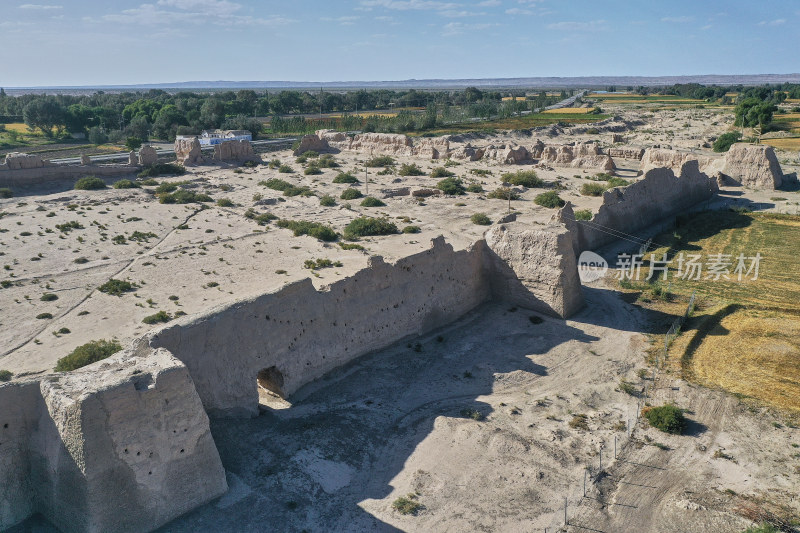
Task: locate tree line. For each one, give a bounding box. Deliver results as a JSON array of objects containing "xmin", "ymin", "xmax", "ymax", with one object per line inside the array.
[{"xmin": 0, "ymin": 87, "xmax": 563, "ymax": 142}]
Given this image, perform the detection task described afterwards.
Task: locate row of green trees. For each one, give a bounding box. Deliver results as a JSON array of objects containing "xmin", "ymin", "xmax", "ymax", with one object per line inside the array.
[{"xmin": 0, "ymin": 87, "xmax": 565, "ymax": 141}]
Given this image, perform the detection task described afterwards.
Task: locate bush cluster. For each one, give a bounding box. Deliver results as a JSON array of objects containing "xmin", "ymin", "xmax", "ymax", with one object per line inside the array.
[
  {"xmin": 343, "ymin": 216, "xmax": 398, "ymax": 240},
  {"xmin": 137, "ymin": 163, "xmax": 185, "ymax": 178},
  {"xmin": 74, "ymin": 176, "xmax": 106, "ymax": 190},
  {"xmin": 534, "ymin": 191, "xmax": 565, "ymax": 208},
  {"xmin": 55, "ymin": 339, "xmax": 123, "ymax": 372},
  {"xmin": 642, "ymin": 404, "xmax": 687, "ymax": 434},
  {"xmin": 470, "ymin": 213, "xmax": 491, "ymax": 225},
  {"xmin": 98, "ymin": 278, "xmax": 136, "ymax": 296},
  {"xmin": 276, "ymin": 219, "xmax": 338, "ymax": 241},
  {"xmin": 437, "ymin": 177, "xmax": 465, "ymax": 195},
  {"xmin": 502, "ymin": 170, "xmax": 543, "ymax": 188},
  {"xmin": 398, "ymin": 163, "xmax": 425, "ymax": 176}
]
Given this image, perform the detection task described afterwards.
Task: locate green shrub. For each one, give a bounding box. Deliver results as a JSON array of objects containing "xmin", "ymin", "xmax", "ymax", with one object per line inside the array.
[
  {"xmin": 55, "ymin": 339, "xmax": 122, "ymax": 372},
  {"xmin": 403, "ymin": 225, "xmax": 421, "ymax": 233},
  {"xmin": 319, "ymin": 194, "xmax": 336, "ymax": 207},
  {"xmin": 460, "ymin": 408, "xmax": 485, "ymax": 421},
  {"xmin": 36, "ymin": 312, "xmax": 53, "ymax": 319},
  {"xmin": 0, "ymin": 369, "xmax": 12, "ymax": 381},
  {"xmin": 343, "ymin": 216, "xmax": 398, "ymax": 239},
  {"xmin": 112, "ymin": 179, "xmax": 139, "ymax": 189},
  {"xmin": 158, "ymin": 190, "xmax": 212, "ymax": 204},
  {"xmin": 283, "ymin": 185, "xmax": 314, "ymax": 197},
  {"xmin": 316, "ymin": 154, "xmax": 338, "ymax": 168},
  {"xmin": 366, "ymin": 155, "xmax": 395, "ymax": 167},
  {"xmin": 712, "ymin": 132, "xmax": 742, "ymax": 153},
  {"xmin": 574, "ymin": 209, "xmax": 593, "ymax": 221},
  {"xmin": 360, "ymin": 196, "xmax": 385, "ymax": 207},
  {"xmin": 278, "ymin": 164, "xmax": 294, "ymax": 173},
  {"xmin": 142, "ymin": 310, "xmax": 172, "ymax": 324},
  {"xmin": 303, "ymin": 258, "xmax": 342, "ymax": 270},
  {"xmin": 245, "ymin": 208, "xmax": 279, "ymax": 225},
  {"xmin": 55, "ymin": 220, "xmax": 83, "ymax": 232},
  {"xmin": 581, "ymin": 182, "xmax": 606, "ymax": 196},
  {"xmin": 392, "ymin": 494, "xmax": 423, "ymax": 515},
  {"xmin": 437, "ymin": 177, "xmax": 465, "ymax": 195},
  {"xmin": 487, "ymin": 187, "xmax": 520, "ymax": 200},
  {"xmin": 333, "ymin": 172, "xmax": 359, "ymax": 184},
  {"xmin": 341, "ymin": 188, "xmax": 363, "ymax": 200},
  {"xmin": 430, "ymin": 167, "xmax": 455, "ymax": 179},
  {"xmin": 98, "ymin": 279, "xmax": 135, "ymax": 296},
  {"xmin": 642, "ymin": 404, "xmax": 686, "ymax": 434},
  {"xmin": 137, "ymin": 163, "xmax": 185, "ymax": 178},
  {"xmin": 502, "ymin": 170, "xmax": 543, "ymax": 188},
  {"xmin": 154, "ymin": 182, "xmax": 179, "ymax": 194},
  {"xmin": 304, "ymin": 164, "xmax": 322, "ymax": 175},
  {"xmin": 470, "ymin": 213, "xmax": 491, "ymax": 225},
  {"xmin": 263, "ymin": 178, "xmax": 292, "ymax": 191},
  {"xmin": 606, "ymin": 177, "xmax": 629, "ymax": 188},
  {"xmin": 619, "ymin": 379, "xmax": 638, "ymax": 396},
  {"xmin": 40, "ymin": 293, "xmax": 58, "ymax": 302},
  {"xmin": 276, "ymin": 219, "xmax": 338, "ymax": 241},
  {"xmin": 137, "ymin": 178, "xmax": 159, "ymax": 186},
  {"xmin": 399, "ymin": 163, "xmax": 425, "ymax": 176},
  {"xmin": 74, "ymin": 176, "xmax": 106, "ymax": 190},
  {"xmin": 217, "ymin": 198, "xmax": 235, "ymax": 207},
  {"xmin": 534, "ymin": 191, "xmax": 565, "ymax": 208},
  {"xmin": 0, "ymin": 188, "xmax": 13, "ymax": 198},
  {"xmin": 466, "ymin": 183, "xmax": 483, "ymax": 193}
]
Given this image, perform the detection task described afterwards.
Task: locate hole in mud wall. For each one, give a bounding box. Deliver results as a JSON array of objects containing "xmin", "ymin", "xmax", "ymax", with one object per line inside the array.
[
  {"xmin": 257, "ymin": 366, "xmax": 291, "ymax": 411},
  {"xmin": 257, "ymin": 366, "xmax": 285, "ymax": 398}
]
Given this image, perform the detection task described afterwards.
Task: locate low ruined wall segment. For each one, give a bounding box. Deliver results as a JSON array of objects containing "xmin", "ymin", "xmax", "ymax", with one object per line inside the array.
[
  {"xmin": 576, "ymin": 160, "xmax": 718, "ymax": 252},
  {"xmin": 0, "ymin": 164, "xmax": 138, "ymax": 189},
  {"xmin": 149, "ymin": 237, "xmax": 492, "ymax": 416}
]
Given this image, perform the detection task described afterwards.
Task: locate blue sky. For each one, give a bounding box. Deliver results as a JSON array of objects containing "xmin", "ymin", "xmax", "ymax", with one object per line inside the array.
[{"xmin": 1, "ymin": 0, "xmax": 797, "ymax": 86}]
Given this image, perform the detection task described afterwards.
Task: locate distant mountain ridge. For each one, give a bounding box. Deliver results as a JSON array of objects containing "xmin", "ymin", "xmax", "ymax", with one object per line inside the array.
[{"xmin": 7, "ymin": 73, "xmax": 800, "ymax": 92}]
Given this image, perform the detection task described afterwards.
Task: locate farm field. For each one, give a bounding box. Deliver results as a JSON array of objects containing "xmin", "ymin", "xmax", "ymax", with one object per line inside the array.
[
  {"xmin": 541, "ymin": 107, "xmax": 596, "ymax": 114},
  {"xmin": 621, "ymin": 210, "xmax": 800, "ymax": 414}
]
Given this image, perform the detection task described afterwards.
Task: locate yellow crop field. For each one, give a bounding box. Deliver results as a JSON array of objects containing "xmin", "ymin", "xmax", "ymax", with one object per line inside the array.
[
  {"xmin": 501, "ymin": 96, "xmax": 526, "ymax": 101},
  {"xmin": 541, "ymin": 107, "xmax": 595, "ymax": 114},
  {"xmin": 762, "ymin": 137, "xmax": 800, "ymax": 150},
  {"xmin": 3, "ymin": 123, "xmax": 32, "ymax": 134},
  {"xmin": 627, "ymin": 211, "xmax": 800, "ymax": 412}
]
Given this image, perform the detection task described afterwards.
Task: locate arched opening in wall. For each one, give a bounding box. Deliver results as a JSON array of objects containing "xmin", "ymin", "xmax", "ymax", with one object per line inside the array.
[{"xmin": 257, "ymin": 366, "xmax": 291, "ymax": 410}]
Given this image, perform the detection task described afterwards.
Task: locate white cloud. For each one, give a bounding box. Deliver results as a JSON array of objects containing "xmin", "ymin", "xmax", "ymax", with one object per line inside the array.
[
  {"xmin": 360, "ymin": 0, "xmax": 460, "ymax": 11},
  {"xmin": 547, "ymin": 19, "xmax": 606, "ymax": 31},
  {"xmin": 661, "ymin": 16, "xmax": 694, "ymax": 23},
  {"xmin": 442, "ymin": 21, "xmax": 499, "ymax": 36},
  {"xmin": 700, "ymin": 24, "xmax": 712, "ymax": 30},
  {"xmin": 477, "ymin": 0, "xmax": 500, "ymax": 5},
  {"xmin": 321, "ymin": 15, "xmax": 361, "ymax": 25},
  {"xmin": 18, "ymin": 4, "xmax": 62, "ymax": 9},
  {"xmin": 758, "ymin": 18, "xmax": 785, "ymax": 26},
  {"xmin": 97, "ymin": 2, "xmax": 292, "ymax": 27}
]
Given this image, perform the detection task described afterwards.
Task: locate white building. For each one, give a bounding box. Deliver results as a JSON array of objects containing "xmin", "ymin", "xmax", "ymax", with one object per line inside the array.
[{"xmin": 177, "ymin": 129, "xmax": 252, "ymax": 146}]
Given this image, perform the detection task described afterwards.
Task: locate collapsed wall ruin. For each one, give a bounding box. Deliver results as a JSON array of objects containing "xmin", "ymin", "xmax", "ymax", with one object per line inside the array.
[
  {"xmin": 294, "ymin": 130, "xmax": 616, "ymax": 171},
  {"xmin": 641, "ymin": 144, "xmax": 784, "ymax": 190},
  {"xmin": 1, "ymin": 229, "xmax": 584, "ymax": 532},
  {"xmin": 0, "ymin": 150, "xmax": 726, "ymax": 532},
  {"xmin": 573, "ymin": 160, "xmax": 718, "ymax": 252}
]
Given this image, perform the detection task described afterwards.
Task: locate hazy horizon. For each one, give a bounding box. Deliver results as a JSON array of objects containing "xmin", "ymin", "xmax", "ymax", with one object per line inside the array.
[{"xmin": 1, "ymin": 0, "xmax": 797, "ymax": 87}]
